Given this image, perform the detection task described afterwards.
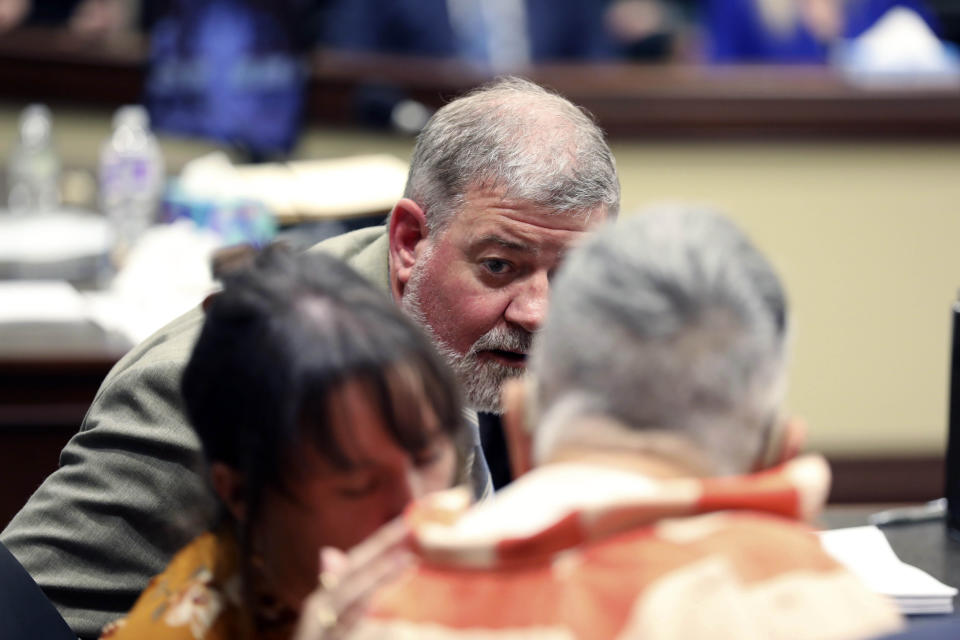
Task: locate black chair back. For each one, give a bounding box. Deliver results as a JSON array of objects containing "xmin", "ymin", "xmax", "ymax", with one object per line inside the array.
[
  {"xmin": 946, "ymin": 297, "xmax": 960, "ymax": 537},
  {"xmin": 0, "ymin": 541, "xmax": 74, "ymax": 640}
]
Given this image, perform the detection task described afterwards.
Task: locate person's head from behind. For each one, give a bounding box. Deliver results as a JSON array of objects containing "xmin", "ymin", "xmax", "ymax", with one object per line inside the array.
[
  {"xmin": 389, "ymin": 76, "xmax": 620, "ymax": 413},
  {"xmin": 182, "ymin": 247, "xmax": 463, "ymax": 613},
  {"xmin": 504, "ymin": 207, "xmax": 798, "ymax": 478}
]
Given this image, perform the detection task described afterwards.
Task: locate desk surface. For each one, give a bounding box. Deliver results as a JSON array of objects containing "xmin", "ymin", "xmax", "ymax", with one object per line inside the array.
[{"xmin": 823, "ymin": 506, "xmax": 960, "ymax": 615}]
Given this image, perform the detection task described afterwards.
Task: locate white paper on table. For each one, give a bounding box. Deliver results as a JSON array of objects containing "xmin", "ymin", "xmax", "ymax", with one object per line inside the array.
[
  {"xmin": 818, "ymin": 525, "xmax": 957, "ymax": 614},
  {"xmin": 0, "ymin": 280, "xmax": 90, "ymax": 324},
  {"xmin": 178, "ymin": 152, "xmax": 409, "ymax": 223},
  {"xmin": 83, "ymin": 221, "xmax": 219, "ymax": 344},
  {"xmin": 284, "ymin": 155, "xmax": 408, "ymax": 219},
  {"xmin": 0, "ymin": 210, "xmax": 113, "ymax": 263}
]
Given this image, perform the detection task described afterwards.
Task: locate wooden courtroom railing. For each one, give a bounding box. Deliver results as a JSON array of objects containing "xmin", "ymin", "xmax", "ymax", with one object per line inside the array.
[
  {"xmin": 0, "ymin": 324, "xmax": 129, "ymax": 528},
  {"xmin": 311, "ymin": 51, "xmax": 960, "ymax": 139},
  {"xmin": 0, "ymin": 27, "xmax": 959, "ymax": 139},
  {"xmin": 0, "ymin": 328, "xmax": 948, "ymax": 522}
]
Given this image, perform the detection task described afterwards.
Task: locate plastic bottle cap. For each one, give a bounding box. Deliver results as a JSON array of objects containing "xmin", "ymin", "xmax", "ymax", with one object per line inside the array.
[
  {"xmin": 19, "ymin": 104, "xmax": 52, "ymax": 146},
  {"xmin": 113, "ymin": 105, "xmax": 150, "ymax": 131}
]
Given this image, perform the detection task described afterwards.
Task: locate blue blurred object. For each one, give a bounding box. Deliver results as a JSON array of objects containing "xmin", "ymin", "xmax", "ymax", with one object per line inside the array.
[
  {"xmin": 705, "ymin": 0, "xmax": 940, "ymax": 63},
  {"xmin": 146, "ymin": 0, "xmax": 310, "ymax": 158},
  {"xmin": 162, "ymin": 179, "xmax": 276, "ymax": 248}
]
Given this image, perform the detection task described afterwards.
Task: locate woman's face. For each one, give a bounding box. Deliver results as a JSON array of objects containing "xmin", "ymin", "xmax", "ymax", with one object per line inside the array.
[{"xmin": 255, "ymin": 376, "xmax": 457, "ymax": 612}]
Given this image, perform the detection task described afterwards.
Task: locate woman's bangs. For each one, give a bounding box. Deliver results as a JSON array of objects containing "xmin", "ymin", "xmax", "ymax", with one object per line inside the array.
[
  {"xmin": 365, "ymin": 357, "xmax": 462, "ymax": 456},
  {"xmin": 296, "ymin": 371, "xmax": 356, "ymax": 472}
]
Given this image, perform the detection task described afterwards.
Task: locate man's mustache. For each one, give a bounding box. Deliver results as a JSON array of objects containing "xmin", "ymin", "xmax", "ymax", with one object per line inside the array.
[{"xmin": 470, "ymin": 327, "xmax": 532, "ymax": 355}]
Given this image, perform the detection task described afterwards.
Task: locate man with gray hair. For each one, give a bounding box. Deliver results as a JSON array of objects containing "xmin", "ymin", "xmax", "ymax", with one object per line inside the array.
[
  {"xmin": 300, "ymin": 208, "xmax": 901, "ymax": 640},
  {"xmin": 526, "ymin": 204, "xmax": 788, "ymax": 476},
  {"xmin": 329, "ymin": 75, "xmax": 617, "ymax": 485},
  {"xmin": 392, "ymin": 75, "xmax": 618, "ymax": 413},
  {"xmin": 2, "ymin": 76, "xmax": 618, "ymax": 639}
]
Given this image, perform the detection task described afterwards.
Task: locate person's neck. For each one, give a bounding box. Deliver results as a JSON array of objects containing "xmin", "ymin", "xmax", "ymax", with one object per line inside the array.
[
  {"xmin": 535, "ymin": 416, "xmax": 716, "ymax": 480},
  {"xmin": 544, "ymin": 447, "xmax": 704, "ymax": 479}
]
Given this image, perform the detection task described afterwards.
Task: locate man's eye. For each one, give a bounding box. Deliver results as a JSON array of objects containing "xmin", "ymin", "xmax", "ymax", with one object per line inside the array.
[{"xmin": 481, "ymin": 259, "xmax": 512, "ymax": 275}]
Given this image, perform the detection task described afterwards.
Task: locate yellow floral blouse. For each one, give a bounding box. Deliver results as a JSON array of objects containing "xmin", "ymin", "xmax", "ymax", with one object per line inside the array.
[{"xmin": 99, "ymin": 528, "xmax": 295, "ymax": 640}]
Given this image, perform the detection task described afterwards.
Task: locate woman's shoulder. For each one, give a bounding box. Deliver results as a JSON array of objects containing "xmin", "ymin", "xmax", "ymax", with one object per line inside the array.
[{"xmin": 99, "ymin": 530, "xmax": 247, "ymax": 640}]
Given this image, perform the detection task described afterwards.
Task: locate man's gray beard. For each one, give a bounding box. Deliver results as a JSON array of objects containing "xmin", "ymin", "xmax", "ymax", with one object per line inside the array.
[{"xmin": 402, "ymin": 263, "xmax": 531, "ymax": 414}]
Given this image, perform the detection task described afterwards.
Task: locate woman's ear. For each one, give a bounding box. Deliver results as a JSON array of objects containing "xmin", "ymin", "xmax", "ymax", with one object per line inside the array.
[
  {"xmin": 210, "ymin": 462, "xmax": 247, "ymax": 523},
  {"xmin": 388, "ymin": 198, "xmax": 429, "ymax": 303},
  {"xmin": 502, "ymin": 378, "xmax": 535, "ymax": 480}
]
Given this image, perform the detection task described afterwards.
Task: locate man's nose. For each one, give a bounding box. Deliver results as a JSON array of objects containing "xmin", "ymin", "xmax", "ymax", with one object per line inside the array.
[{"xmin": 504, "ymin": 270, "xmax": 549, "ymax": 333}]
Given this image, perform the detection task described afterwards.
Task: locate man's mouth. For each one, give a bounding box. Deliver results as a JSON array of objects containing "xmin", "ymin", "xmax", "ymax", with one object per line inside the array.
[{"xmin": 480, "ymin": 349, "xmax": 527, "ymax": 368}]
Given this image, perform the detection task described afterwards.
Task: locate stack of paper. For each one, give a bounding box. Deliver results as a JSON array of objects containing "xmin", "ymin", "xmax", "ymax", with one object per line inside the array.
[
  {"xmin": 177, "ymin": 153, "xmax": 409, "ymax": 224},
  {"xmin": 0, "ymin": 280, "xmax": 93, "ymax": 325},
  {"xmin": 0, "ymin": 209, "xmax": 113, "ymax": 280},
  {"xmin": 818, "ymin": 526, "xmax": 957, "ymax": 614}
]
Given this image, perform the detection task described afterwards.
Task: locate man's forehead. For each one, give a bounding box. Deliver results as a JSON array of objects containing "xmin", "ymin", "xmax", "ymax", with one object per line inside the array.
[
  {"xmin": 462, "ymin": 189, "xmax": 605, "ymax": 226},
  {"xmin": 456, "ymin": 206, "xmax": 604, "ymax": 256},
  {"xmin": 462, "ymin": 182, "xmax": 603, "ymax": 214}
]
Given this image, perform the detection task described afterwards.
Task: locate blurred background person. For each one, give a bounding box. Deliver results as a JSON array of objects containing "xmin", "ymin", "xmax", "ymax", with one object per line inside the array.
[
  {"xmin": 102, "ymin": 246, "xmax": 465, "ymax": 639},
  {"xmin": 0, "ymin": 0, "xmax": 130, "ymax": 36},
  {"xmin": 0, "ymin": 0, "xmax": 317, "ymax": 156},
  {"xmin": 704, "ymin": 0, "xmax": 941, "ymax": 62},
  {"xmin": 604, "ymin": 0, "xmax": 699, "ymax": 61},
  {"xmin": 318, "ymin": 0, "xmax": 617, "ymax": 127},
  {"xmin": 321, "ymin": 0, "xmax": 617, "ymax": 72}
]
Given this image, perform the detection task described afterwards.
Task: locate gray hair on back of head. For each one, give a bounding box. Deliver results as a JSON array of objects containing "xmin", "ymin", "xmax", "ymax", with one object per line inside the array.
[
  {"xmin": 403, "ymin": 76, "xmax": 620, "ymax": 233},
  {"xmin": 530, "ymin": 206, "xmax": 789, "ymax": 474}
]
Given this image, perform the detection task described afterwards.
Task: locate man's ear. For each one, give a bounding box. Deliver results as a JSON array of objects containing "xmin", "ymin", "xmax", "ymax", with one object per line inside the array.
[
  {"xmin": 210, "ymin": 462, "xmax": 247, "ymax": 523},
  {"xmin": 778, "ymin": 416, "xmax": 806, "ymax": 464},
  {"xmin": 388, "ymin": 198, "xmax": 429, "ymax": 303},
  {"xmin": 503, "ymin": 378, "xmax": 535, "ymax": 480},
  {"xmin": 755, "ymin": 416, "xmax": 807, "ymax": 471}
]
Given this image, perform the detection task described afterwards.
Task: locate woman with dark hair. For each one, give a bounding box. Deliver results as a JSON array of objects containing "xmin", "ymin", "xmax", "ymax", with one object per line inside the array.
[{"xmin": 100, "ymin": 246, "xmax": 465, "ymax": 639}]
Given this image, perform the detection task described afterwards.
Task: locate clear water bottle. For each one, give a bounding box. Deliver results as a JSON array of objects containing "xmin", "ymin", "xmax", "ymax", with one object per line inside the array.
[
  {"xmin": 99, "ymin": 105, "xmax": 165, "ymax": 257},
  {"xmin": 7, "ymin": 104, "xmax": 60, "ymax": 215}
]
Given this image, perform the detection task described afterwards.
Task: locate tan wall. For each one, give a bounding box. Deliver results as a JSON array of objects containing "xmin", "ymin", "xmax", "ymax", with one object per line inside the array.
[{"xmin": 612, "ymin": 141, "xmax": 960, "ymax": 456}]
